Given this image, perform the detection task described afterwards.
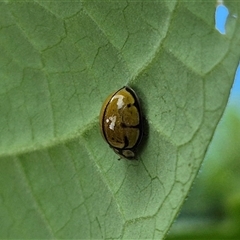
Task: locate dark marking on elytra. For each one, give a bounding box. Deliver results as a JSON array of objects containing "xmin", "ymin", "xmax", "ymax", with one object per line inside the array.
[
  {"xmin": 124, "ymin": 136, "xmax": 129, "ymax": 148},
  {"xmin": 120, "ymin": 122, "xmax": 140, "ymax": 128}
]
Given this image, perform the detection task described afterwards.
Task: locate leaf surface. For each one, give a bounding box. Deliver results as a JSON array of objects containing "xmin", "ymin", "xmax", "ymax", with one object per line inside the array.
[{"xmin": 0, "ymin": 1, "xmax": 240, "ymax": 239}]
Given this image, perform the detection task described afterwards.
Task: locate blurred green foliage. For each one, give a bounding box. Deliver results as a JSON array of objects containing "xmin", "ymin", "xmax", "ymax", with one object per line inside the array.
[{"xmin": 167, "ymin": 104, "xmax": 240, "ymax": 239}]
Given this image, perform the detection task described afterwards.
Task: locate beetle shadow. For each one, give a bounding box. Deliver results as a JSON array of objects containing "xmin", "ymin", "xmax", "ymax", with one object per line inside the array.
[{"xmin": 135, "ymin": 115, "xmax": 149, "ymax": 161}]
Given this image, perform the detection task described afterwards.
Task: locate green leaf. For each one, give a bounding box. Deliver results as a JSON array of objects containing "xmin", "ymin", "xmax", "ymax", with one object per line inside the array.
[{"xmin": 0, "ymin": 1, "xmax": 239, "ymax": 239}]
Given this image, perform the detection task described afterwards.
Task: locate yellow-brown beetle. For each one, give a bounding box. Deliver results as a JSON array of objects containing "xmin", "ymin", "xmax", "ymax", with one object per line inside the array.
[{"xmin": 99, "ymin": 86, "xmax": 143, "ymax": 160}]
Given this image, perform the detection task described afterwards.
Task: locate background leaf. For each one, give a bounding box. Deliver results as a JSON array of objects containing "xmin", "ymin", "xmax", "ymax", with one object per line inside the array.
[{"xmin": 0, "ymin": 1, "xmax": 240, "ymax": 239}]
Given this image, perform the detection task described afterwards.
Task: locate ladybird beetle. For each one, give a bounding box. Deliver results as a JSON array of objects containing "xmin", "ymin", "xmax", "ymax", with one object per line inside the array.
[{"xmin": 99, "ymin": 86, "xmax": 143, "ymax": 160}]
